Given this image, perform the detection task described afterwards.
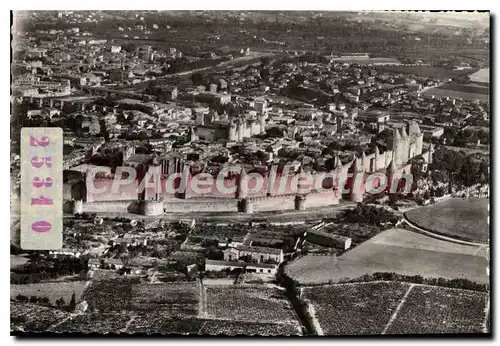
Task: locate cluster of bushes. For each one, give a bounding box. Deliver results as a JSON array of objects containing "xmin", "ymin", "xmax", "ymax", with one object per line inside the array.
[
  {"xmin": 14, "ymin": 293, "xmax": 78, "ymax": 311},
  {"xmin": 14, "ymin": 295, "xmax": 50, "ymax": 305},
  {"xmin": 340, "ymin": 203, "xmax": 401, "ymax": 227},
  {"xmin": 202, "ymin": 269, "xmax": 240, "ymax": 279}
]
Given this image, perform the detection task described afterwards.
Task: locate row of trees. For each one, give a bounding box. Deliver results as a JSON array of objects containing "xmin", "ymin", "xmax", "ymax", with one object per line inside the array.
[
  {"xmin": 339, "ymin": 272, "xmax": 489, "ymax": 292},
  {"xmin": 441, "ymin": 127, "xmax": 490, "ymax": 148},
  {"xmin": 431, "ymin": 147, "xmax": 489, "ymax": 188}
]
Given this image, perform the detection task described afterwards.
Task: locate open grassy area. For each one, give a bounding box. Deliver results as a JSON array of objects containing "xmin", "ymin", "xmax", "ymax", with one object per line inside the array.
[
  {"xmin": 405, "ymin": 198, "xmax": 489, "ymax": 244},
  {"xmin": 285, "ymin": 228, "xmax": 488, "ymax": 285}
]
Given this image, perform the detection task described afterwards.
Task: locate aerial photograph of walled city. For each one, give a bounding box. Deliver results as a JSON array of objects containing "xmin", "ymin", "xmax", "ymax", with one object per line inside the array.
[{"xmin": 10, "ymin": 10, "xmax": 490, "ymax": 336}]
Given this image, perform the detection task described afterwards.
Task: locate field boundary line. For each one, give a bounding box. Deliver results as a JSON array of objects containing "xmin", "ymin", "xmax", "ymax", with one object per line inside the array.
[
  {"xmin": 381, "ymin": 284, "xmax": 414, "ymax": 335},
  {"xmin": 303, "ymin": 300, "xmax": 324, "ymax": 336},
  {"xmin": 483, "ymin": 295, "xmax": 490, "ymax": 333},
  {"xmin": 199, "ymin": 280, "xmax": 208, "ymax": 318},
  {"xmin": 47, "ymin": 311, "xmax": 83, "ymax": 331},
  {"xmin": 120, "ymin": 315, "xmax": 136, "ymax": 334},
  {"xmin": 474, "ymin": 245, "xmax": 489, "ymax": 258},
  {"xmin": 198, "ymin": 320, "xmax": 208, "ymax": 334}
]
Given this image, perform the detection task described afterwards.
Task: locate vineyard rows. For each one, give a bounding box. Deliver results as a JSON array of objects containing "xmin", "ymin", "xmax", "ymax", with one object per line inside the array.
[{"xmin": 302, "ymin": 281, "xmax": 489, "ymax": 335}]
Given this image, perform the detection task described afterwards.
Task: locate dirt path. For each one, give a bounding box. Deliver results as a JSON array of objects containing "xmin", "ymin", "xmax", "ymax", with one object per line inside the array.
[
  {"xmin": 198, "ymin": 280, "xmax": 208, "ymax": 318},
  {"xmin": 381, "ymin": 284, "xmax": 414, "ymax": 334},
  {"xmin": 119, "ymin": 315, "xmax": 136, "ymax": 334},
  {"xmin": 483, "ymin": 295, "xmax": 490, "ymax": 333},
  {"xmin": 306, "ymin": 303, "xmax": 324, "ymax": 336},
  {"xmin": 48, "ymin": 311, "xmax": 83, "ymax": 331}
]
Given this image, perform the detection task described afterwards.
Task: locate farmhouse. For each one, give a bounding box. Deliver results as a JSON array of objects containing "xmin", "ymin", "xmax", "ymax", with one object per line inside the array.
[
  {"xmin": 205, "ymin": 259, "xmax": 278, "ymax": 274},
  {"xmin": 223, "ymin": 245, "xmax": 284, "ymax": 264}
]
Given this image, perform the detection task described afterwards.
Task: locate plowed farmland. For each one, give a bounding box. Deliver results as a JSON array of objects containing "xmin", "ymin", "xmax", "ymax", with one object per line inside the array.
[
  {"xmin": 199, "ymin": 319, "xmax": 302, "ymax": 336},
  {"xmin": 385, "ymin": 285, "xmax": 488, "ymax": 334},
  {"xmin": 302, "ymin": 282, "xmax": 411, "ymax": 335},
  {"xmin": 11, "ymin": 302, "xmax": 71, "ymax": 332},
  {"xmin": 205, "ymin": 285, "xmax": 298, "ymax": 324},
  {"xmin": 301, "ymin": 281, "xmax": 489, "ymax": 335}
]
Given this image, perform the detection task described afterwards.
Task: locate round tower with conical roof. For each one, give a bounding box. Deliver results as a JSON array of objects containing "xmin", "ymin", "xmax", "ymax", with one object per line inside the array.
[
  {"xmin": 386, "ymin": 159, "xmax": 398, "ymax": 195},
  {"xmin": 350, "ymin": 157, "xmax": 365, "ymax": 202},
  {"xmin": 236, "ymin": 168, "xmax": 248, "ymax": 199}
]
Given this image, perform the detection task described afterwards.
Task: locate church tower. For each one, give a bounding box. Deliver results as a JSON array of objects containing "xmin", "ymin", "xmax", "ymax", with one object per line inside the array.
[
  {"xmin": 236, "ymin": 168, "xmax": 248, "ymax": 199},
  {"xmin": 386, "ymin": 159, "xmax": 398, "ymax": 196}
]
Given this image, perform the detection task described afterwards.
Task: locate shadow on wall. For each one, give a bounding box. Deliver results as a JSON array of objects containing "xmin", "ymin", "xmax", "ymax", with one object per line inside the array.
[
  {"xmin": 70, "ymin": 181, "xmax": 87, "ymax": 201},
  {"xmin": 127, "ymin": 201, "xmax": 140, "ymax": 214}
]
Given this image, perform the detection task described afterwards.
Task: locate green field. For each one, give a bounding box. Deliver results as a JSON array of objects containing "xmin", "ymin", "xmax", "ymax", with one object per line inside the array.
[
  {"xmin": 405, "ymin": 198, "xmax": 489, "ymax": 244},
  {"xmin": 285, "ymin": 228, "xmax": 488, "ymax": 285}
]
